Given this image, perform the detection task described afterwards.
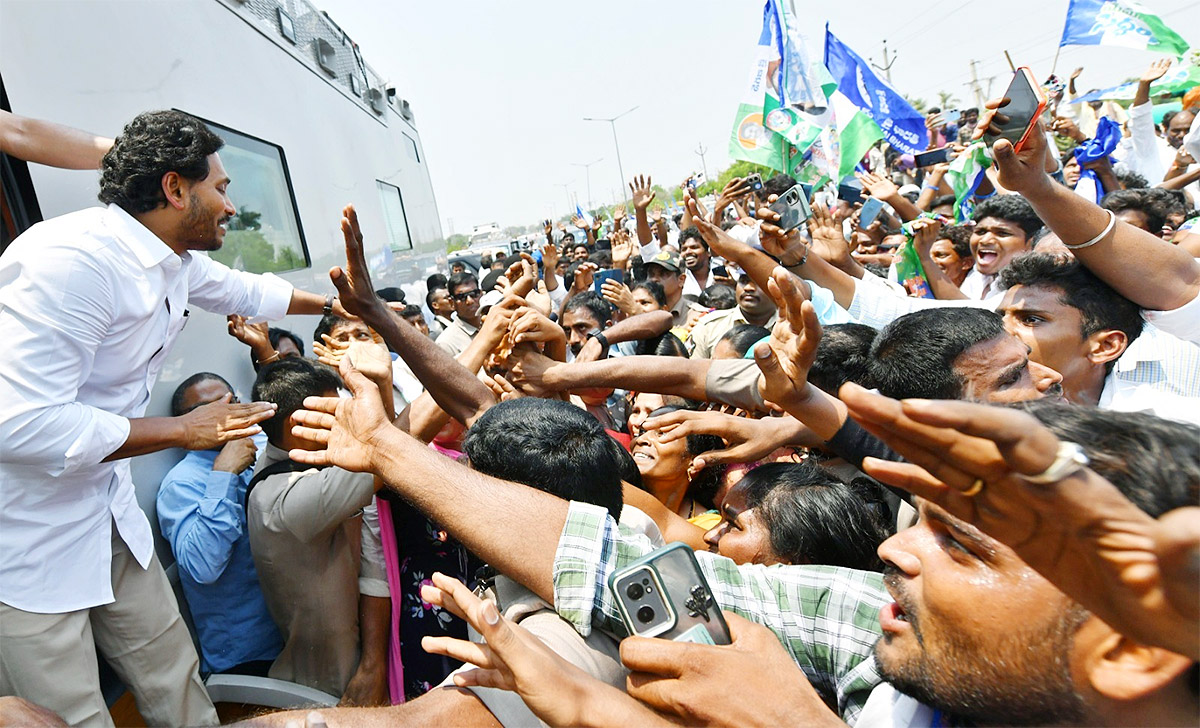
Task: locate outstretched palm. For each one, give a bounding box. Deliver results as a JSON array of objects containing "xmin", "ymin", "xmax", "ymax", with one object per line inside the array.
[{"xmin": 289, "ymin": 360, "xmax": 393, "ymax": 474}]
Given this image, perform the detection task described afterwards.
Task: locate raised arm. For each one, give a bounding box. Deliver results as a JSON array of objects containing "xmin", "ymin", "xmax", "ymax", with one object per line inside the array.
[
  {"xmin": 982, "ymin": 103, "xmax": 1200, "ymax": 311},
  {"xmin": 509, "ymin": 349, "xmax": 712, "ymax": 401},
  {"xmin": 630, "ymin": 175, "xmax": 656, "ymax": 248},
  {"xmin": 0, "ymin": 109, "xmax": 113, "ymax": 169}
]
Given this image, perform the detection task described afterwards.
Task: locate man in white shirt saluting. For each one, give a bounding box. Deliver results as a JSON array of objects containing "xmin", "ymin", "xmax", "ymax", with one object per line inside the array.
[{"xmin": 0, "ymin": 110, "xmax": 351, "ymax": 726}]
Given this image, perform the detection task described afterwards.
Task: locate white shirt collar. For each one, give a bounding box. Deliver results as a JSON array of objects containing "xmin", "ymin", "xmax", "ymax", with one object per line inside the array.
[{"xmin": 106, "ymin": 203, "xmax": 178, "ymax": 269}]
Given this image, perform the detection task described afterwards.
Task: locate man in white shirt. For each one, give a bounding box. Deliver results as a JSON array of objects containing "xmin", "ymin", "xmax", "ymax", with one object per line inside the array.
[
  {"xmin": 0, "ymin": 110, "xmax": 349, "ymax": 726},
  {"xmin": 995, "ymin": 252, "xmax": 1199, "ymax": 424},
  {"xmin": 678, "ymin": 227, "xmax": 716, "ymax": 297},
  {"xmin": 958, "ymin": 195, "xmax": 1042, "ymax": 300}
]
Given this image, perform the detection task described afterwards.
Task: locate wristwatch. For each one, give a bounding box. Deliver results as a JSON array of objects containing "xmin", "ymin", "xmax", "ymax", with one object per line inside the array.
[
  {"xmin": 323, "ymin": 293, "xmax": 334, "ymax": 316},
  {"xmin": 588, "ymin": 331, "xmax": 610, "ymax": 352}
]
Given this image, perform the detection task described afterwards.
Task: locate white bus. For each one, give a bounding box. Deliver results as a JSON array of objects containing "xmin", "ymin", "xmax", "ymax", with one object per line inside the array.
[{"xmin": 2, "ymin": 0, "xmax": 444, "ymax": 712}]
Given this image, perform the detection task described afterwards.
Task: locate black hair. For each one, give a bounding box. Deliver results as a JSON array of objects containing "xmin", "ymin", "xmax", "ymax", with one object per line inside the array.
[
  {"xmin": 939, "ymin": 224, "xmax": 973, "ymax": 258},
  {"xmin": 313, "ymin": 313, "xmax": 355, "ymax": 346},
  {"xmin": 400, "ymin": 304, "xmax": 424, "ymax": 320},
  {"xmin": 588, "ymin": 250, "xmax": 613, "ymax": 269},
  {"xmin": 762, "ymin": 173, "xmax": 797, "ymax": 199},
  {"xmin": 678, "ymin": 226, "xmax": 706, "ymax": 250},
  {"xmin": 972, "ymin": 194, "xmax": 1043, "ymax": 238},
  {"xmin": 716, "ymin": 324, "xmax": 770, "ymax": 358},
  {"xmin": 268, "ymin": 327, "xmax": 305, "ymax": 357},
  {"xmin": 929, "ymin": 194, "xmax": 957, "ymax": 211},
  {"xmin": 464, "ymin": 399, "xmax": 624, "ymax": 520},
  {"xmin": 425, "ymin": 285, "xmax": 449, "ymax": 311},
  {"xmin": 810, "ymin": 323, "xmax": 877, "ymax": 394},
  {"xmin": 479, "ymin": 254, "xmax": 494, "ymax": 270},
  {"xmin": 736, "ymin": 462, "xmax": 888, "ymax": 570},
  {"xmin": 1020, "ymin": 401, "xmax": 1198, "ymax": 519},
  {"xmin": 1113, "ymin": 167, "xmax": 1149, "ymax": 190},
  {"xmin": 170, "ymin": 372, "xmax": 233, "ymax": 417},
  {"xmin": 375, "ymin": 287, "xmax": 405, "ymax": 304},
  {"xmin": 563, "ymin": 291, "xmax": 613, "ymax": 327},
  {"xmin": 427, "ymin": 273, "xmax": 448, "ymax": 291},
  {"xmin": 1101, "ymin": 188, "xmax": 1166, "ymax": 232},
  {"xmin": 869, "ymin": 308, "xmax": 1007, "ymax": 400},
  {"xmin": 447, "ymin": 271, "xmax": 479, "ymax": 294},
  {"xmin": 1161, "ymin": 110, "xmax": 1178, "ymax": 133},
  {"xmin": 98, "ymin": 110, "xmax": 224, "ymax": 214},
  {"xmin": 635, "ymin": 331, "xmax": 690, "ymax": 357},
  {"xmin": 999, "ymin": 253, "xmax": 1144, "ymax": 366},
  {"xmin": 480, "ymin": 269, "xmax": 504, "ymax": 296},
  {"xmin": 928, "ymin": 107, "xmax": 942, "ymax": 115},
  {"xmin": 702, "ymin": 284, "xmax": 737, "ymax": 310},
  {"xmin": 631, "ymin": 279, "xmax": 668, "ymax": 308},
  {"xmin": 251, "ymin": 358, "xmax": 342, "ymax": 445}
]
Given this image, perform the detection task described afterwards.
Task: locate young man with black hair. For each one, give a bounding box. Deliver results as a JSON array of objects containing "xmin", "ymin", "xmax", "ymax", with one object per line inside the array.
[
  {"xmin": 436, "ymin": 271, "xmax": 484, "ymax": 357},
  {"xmin": 156, "ymin": 373, "xmax": 282, "ymax": 679},
  {"xmin": 689, "ymin": 273, "xmax": 778, "ymax": 360},
  {"xmin": 561, "ymin": 292, "xmax": 614, "ymax": 359},
  {"xmin": 961, "ymin": 194, "xmax": 1044, "ymax": 299},
  {"xmin": 997, "ymin": 253, "xmax": 1199, "ymax": 423},
  {"xmin": 247, "ymin": 356, "xmax": 389, "ymax": 699},
  {"xmin": 1101, "ymin": 188, "xmax": 1167, "ymax": 233},
  {"xmin": 0, "ymin": 109, "xmax": 349, "ymax": 725},
  {"xmin": 678, "ymin": 226, "xmax": 714, "ymax": 296}
]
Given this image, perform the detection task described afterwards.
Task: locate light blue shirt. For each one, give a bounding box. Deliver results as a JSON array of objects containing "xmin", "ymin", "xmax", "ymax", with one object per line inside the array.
[{"xmin": 156, "ymin": 441, "xmax": 282, "ymax": 673}]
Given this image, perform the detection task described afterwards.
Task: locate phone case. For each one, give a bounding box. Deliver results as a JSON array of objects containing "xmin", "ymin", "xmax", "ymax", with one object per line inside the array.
[
  {"xmin": 987, "ymin": 67, "xmax": 1046, "ymax": 153},
  {"xmin": 608, "ymin": 542, "xmax": 732, "ymax": 645},
  {"xmin": 769, "ymin": 184, "xmax": 813, "ymax": 232}
]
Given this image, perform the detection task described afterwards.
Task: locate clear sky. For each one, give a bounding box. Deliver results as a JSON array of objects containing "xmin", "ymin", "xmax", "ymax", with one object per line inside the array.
[{"xmin": 320, "ymin": 0, "xmax": 1198, "ymax": 235}]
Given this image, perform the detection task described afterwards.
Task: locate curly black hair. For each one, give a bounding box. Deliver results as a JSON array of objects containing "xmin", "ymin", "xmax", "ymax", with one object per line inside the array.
[
  {"xmin": 972, "ymin": 194, "xmax": 1043, "ymax": 238},
  {"xmin": 98, "ymin": 110, "xmax": 224, "ymax": 214}
]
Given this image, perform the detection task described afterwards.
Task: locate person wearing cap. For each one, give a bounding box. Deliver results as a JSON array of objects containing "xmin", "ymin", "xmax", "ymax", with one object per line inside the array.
[{"xmin": 644, "ymin": 249, "xmax": 690, "ymax": 325}]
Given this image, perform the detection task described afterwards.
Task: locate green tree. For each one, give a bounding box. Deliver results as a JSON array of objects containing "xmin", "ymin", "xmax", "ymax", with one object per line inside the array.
[
  {"xmin": 227, "ymin": 206, "xmax": 262, "ymax": 231},
  {"xmin": 905, "ymin": 95, "xmax": 928, "ymax": 112},
  {"xmin": 936, "ymin": 91, "xmax": 959, "ymax": 109},
  {"xmin": 446, "ymin": 233, "xmax": 469, "ymax": 252}
]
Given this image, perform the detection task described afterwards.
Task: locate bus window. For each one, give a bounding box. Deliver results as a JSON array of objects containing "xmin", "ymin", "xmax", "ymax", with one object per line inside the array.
[
  {"xmin": 197, "ymin": 117, "xmax": 308, "ymax": 274},
  {"xmin": 376, "ymin": 180, "xmax": 412, "ymax": 252},
  {"xmin": 402, "ymin": 133, "xmax": 420, "ymax": 163}
]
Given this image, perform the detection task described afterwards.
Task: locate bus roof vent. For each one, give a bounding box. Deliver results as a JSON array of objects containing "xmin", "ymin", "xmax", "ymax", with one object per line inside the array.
[
  {"xmin": 366, "ymin": 87, "xmax": 386, "ymax": 115},
  {"xmin": 399, "ymin": 99, "xmax": 413, "ymax": 121},
  {"xmin": 315, "ymin": 37, "xmax": 337, "ymax": 76}
]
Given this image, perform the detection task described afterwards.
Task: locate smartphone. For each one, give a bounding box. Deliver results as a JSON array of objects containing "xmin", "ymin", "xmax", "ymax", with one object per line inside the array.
[
  {"xmin": 609, "ymin": 543, "xmax": 731, "ymax": 645},
  {"xmin": 768, "ymin": 184, "xmax": 813, "ymax": 232},
  {"xmin": 837, "ymin": 184, "xmax": 864, "ymax": 206},
  {"xmin": 799, "ymin": 183, "xmax": 813, "ymax": 199},
  {"xmin": 746, "ymin": 173, "xmax": 764, "ymax": 192},
  {"xmin": 686, "ymin": 178, "xmax": 697, "ymax": 190},
  {"xmin": 984, "ymin": 67, "xmax": 1047, "ymax": 153},
  {"xmin": 859, "ymin": 197, "xmax": 886, "ymax": 227},
  {"xmin": 712, "ymin": 265, "xmax": 730, "ymax": 278},
  {"xmin": 914, "ymin": 147, "xmax": 952, "ymax": 168},
  {"xmin": 593, "ymin": 268, "xmax": 624, "ymax": 293}
]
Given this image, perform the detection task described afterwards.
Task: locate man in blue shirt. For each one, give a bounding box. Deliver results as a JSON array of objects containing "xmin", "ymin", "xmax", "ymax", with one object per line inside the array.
[{"xmin": 157, "ymin": 372, "xmax": 283, "ymax": 675}]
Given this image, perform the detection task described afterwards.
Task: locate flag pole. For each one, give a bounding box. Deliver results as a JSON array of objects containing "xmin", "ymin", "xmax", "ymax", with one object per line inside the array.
[{"xmin": 1050, "ymin": 45, "xmax": 1062, "ymax": 76}]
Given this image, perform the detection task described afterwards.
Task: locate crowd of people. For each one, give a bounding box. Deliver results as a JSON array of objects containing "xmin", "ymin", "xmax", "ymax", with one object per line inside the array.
[{"xmin": 0, "ymin": 52, "xmax": 1198, "ymax": 728}]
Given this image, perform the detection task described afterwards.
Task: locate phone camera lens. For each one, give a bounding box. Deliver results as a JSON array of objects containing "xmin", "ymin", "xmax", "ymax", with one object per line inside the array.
[
  {"xmin": 637, "ymin": 605, "xmax": 655, "ymax": 624},
  {"xmin": 626, "ymin": 583, "xmax": 645, "ymax": 601}
]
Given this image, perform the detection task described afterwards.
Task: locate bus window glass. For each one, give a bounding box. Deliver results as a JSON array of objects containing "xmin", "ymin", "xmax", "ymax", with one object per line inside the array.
[
  {"xmin": 402, "ymin": 133, "xmax": 420, "ymax": 163},
  {"xmin": 376, "ymin": 180, "xmax": 413, "ymax": 252},
  {"xmin": 202, "ymin": 121, "xmax": 308, "ymax": 274}
]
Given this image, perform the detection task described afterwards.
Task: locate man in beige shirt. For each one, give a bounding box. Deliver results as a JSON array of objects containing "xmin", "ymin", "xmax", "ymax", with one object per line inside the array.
[
  {"xmin": 246, "ymin": 357, "xmax": 386, "ymax": 698},
  {"xmin": 689, "ymin": 273, "xmax": 777, "ymax": 359},
  {"xmin": 435, "ymin": 271, "xmax": 483, "ymax": 357}
]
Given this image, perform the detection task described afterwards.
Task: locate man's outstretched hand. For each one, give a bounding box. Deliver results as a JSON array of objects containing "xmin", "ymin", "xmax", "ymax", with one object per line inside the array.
[
  {"xmin": 330, "ymin": 204, "xmax": 386, "ymax": 321},
  {"xmin": 754, "ymin": 267, "xmax": 821, "ymax": 412},
  {"xmin": 840, "ymin": 385, "xmax": 1200, "ymax": 660},
  {"xmin": 288, "ymin": 357, "xmax": 394, "ymax": 474}
]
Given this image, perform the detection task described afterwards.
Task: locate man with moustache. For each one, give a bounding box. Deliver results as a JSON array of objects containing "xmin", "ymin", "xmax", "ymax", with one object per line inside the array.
[
  {"xmin": 688, "ymin": 273, "xmax": 777, "ymax": 360},
  {"xmin": 0, "ymin": 110, "xmax": 348, "ymax": 726}
]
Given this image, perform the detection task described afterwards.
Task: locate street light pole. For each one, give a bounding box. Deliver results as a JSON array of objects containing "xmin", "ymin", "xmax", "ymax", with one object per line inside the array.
[
  {"xmin": 584, "ymin": 106, "xmax": 638, "ymax": 203},
  {"xmin": 554, "ymin": 181, "xmax": 573, "ymax": 215},
  {"xmin": 694, "ymin": 142, "xmax": 709, "ymax": 184},
  {"xmin": 571, "ymin": 157, "xmax": 603, "ymax": 210}
]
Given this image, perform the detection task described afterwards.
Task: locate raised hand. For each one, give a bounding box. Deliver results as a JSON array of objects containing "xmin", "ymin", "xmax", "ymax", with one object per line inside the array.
[
  {"xmin": 571, "ymin": 215, "xmax": 588, "ymax": 230},
  {"xmin": 1069, "ymin": 66, "xmax": 1083, "ymax": 81},
  {"xmin": 754, "ymin": 268, "xmax": 821, "ymax": 411},
  {"xmin": 650, "ymin": 207, "xmax": 664, "ymax": 224},
  {"xmin": 541, "ymin": 241, "xmax": 559, "ymax": 274},
  {"xmin": 1050, "ymin": 116, "xmax": 1085, "ymax": 143},
  {"xmin": 1141, "ymin": 57, "xmax": 1172, "ymax": 84},
  {"xmin": 910, "ymin": 216, "xmax": 944, "ymax": 256},
  {"xmin": 755, "ymin": 195, "xmax": 808, "ymax": 264},
  {"xmin": 543, "ymin": 219, "xmax": 553, "ymax": 239},
  {"xmin": 288, "ymin": 358, "xmax": 393, "ymax": 472},
  {"xmin": 571, "ymin": 262, "xmax": 597, "ymax": 293},
  {"xmin": 980, "ymin": 98, "xmax": 1054, "ymax": 195},
  {"xmin": 641, "ymin": 409, "xmax": 798, "ymax": 469},
  {"xmin": 857, "ymin": 171, "xmax": 899, "ymax": 200},
  {"xmin": 179, "ymin": 393, "xmax": 277, "ymax": 451},
  {"xmin": 503, "ymin": 252, "xmax": 538, "ymax": 298},
  {"xmin": 331, "ymin": 204, "xmax": 385, "ymax": 321},
  {"xmin": 226, "ymin": 314, "xmax": 270, "ymax": 351},
  {"xmin": 601, "ymin": 279, "xmax": 637, "ymax": 317},
  {"xmin": 509, "ymin": 307, "xmax": 566, "ymax": 360},
  {"xmin": 612, "ymin": 203, "xmax": 627, "ymax": 223},
  {"xmin": 610, "ymin": 229, "xmax": 633, "ymax": 270},
  {"xmin": 629, "ymin": 174, "xmax": 656, "ymax": 211},
  {"xmin": 840, "ymin": 385, "xmax": 1200, "ymax": 659}
]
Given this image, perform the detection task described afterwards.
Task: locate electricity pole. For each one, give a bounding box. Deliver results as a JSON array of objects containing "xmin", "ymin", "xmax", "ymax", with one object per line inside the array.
[
  {"xmin": 571, "ymin": 157, "xmax": 603, "ymax": 210},
  {"xmin": 694, "ymin": 143, "xmax": 709, "ymax": 184},
  {"xmin": 554, "ymin": 181, "xmax": 573, "ymax": 216},
  {"xmin": 584, "ymin": 107, "xmax": 638, "ymax": 203},
  {"xmin": 870, "ymin": 39, "xmax": 896, "ymax": 83}
]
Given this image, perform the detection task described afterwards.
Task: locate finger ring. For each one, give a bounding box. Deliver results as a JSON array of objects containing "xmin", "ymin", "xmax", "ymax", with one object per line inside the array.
[{"xmin": 962, "ymin": 478, "xmax": 985, "ymax": 497}]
